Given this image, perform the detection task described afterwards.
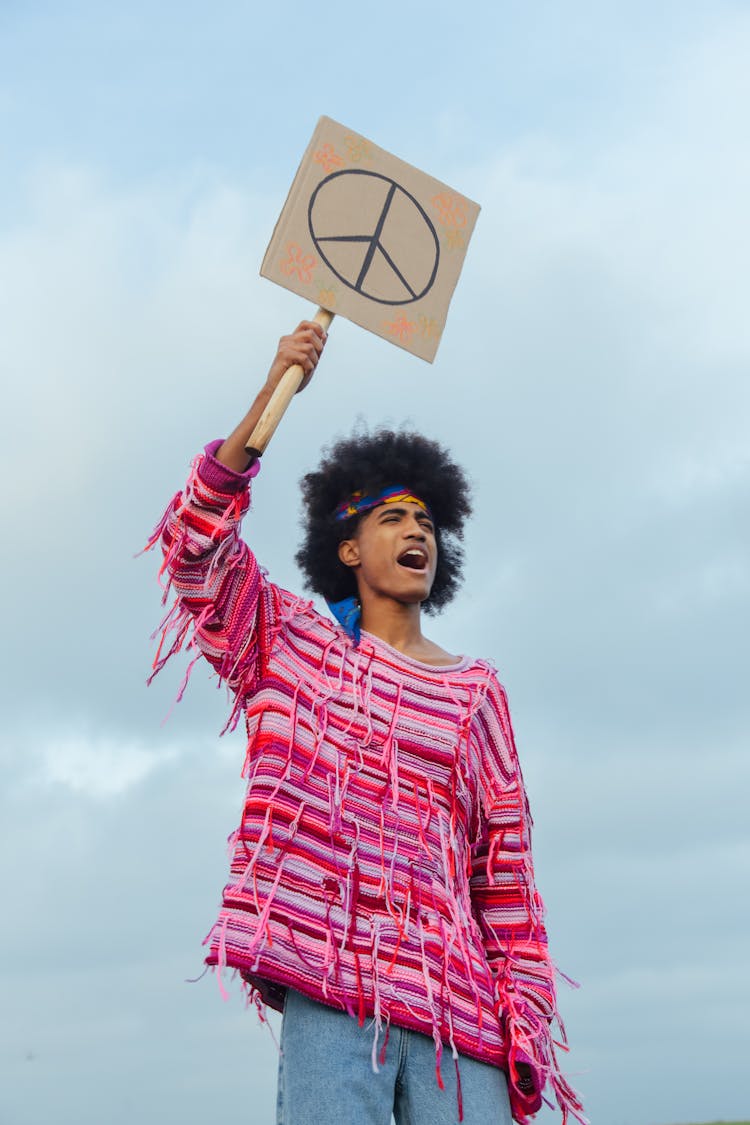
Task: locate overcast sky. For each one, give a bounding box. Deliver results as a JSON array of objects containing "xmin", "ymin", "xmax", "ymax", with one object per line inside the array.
[{"xmin": 1, "ymin": 3, "xmax": 748, "ymax": 1124}]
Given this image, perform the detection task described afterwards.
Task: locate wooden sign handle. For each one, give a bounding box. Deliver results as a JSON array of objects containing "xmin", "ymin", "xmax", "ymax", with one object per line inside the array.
[{"xmin": 245, "ymin": 307, "xmax": 335, "ymax": 457}]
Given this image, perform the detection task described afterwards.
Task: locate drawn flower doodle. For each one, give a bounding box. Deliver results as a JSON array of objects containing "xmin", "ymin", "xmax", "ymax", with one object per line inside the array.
[
  {"xmin": 418, "ymin": 315, "xmax": 441, "ymax": 340},
  {"xmin": 432, "ymin": 192, "xmax": 468, "ymax": 228},
  {"xmin": 445, "ymin": 228, "xmax": 466, "ymax": 251},
  {"xmin": 314, "ymin": 144, "xmax": 344, "ymax": 173},
  {"xmin": 345, "ymin": 133, "xmax": 373, "ymax": 163},
  {"xmin": 317, "ymin": 283, "xmax": 337, "ymax": 308},
  {"xmin": 383, "ymin": 313, "xmax": 417, "ymax": 341},
  {"xmin": 281, "ymin": 243, "xmax": 316, "ymax": 284}
]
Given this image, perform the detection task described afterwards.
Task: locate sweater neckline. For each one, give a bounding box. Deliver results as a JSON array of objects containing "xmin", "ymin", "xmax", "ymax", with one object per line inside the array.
[{"xmin": 359, "ymin": 629, "xmax": 471, "ymax": 673}]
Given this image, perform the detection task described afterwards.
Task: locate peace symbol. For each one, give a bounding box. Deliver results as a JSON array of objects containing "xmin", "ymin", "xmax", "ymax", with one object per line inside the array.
[{"xmin": 308, "ymin": 170, "xmax": 440, "ymax": 306}]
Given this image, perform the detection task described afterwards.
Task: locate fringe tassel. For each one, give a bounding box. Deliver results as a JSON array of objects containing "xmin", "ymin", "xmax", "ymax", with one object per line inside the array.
[{"xmin": 454, "ymin": 1053, "xmax": 464, "ymax": 1122}]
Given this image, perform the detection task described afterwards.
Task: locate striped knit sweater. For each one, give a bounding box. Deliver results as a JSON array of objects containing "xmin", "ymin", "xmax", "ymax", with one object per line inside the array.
[{"xmin": 148, "ymin": 442, "xmax": 584, "ymax": 1125}]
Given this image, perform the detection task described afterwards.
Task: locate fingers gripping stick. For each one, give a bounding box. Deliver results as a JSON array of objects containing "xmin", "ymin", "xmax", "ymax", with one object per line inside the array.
[{"xmin": 245, "ymin": 308, "xmax": 334, "ymax": 458}]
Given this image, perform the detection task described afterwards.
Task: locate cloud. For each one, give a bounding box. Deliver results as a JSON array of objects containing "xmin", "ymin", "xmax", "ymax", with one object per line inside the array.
[
  {"xmin": 28, "ymin": 732, "xmax": 178, "ymax": 798},
  {"xmin": 0, "ymin": 734, "xmax": 279, "ymax": 1125}
]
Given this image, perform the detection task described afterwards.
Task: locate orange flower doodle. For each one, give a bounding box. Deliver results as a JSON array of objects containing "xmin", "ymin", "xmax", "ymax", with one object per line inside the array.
[
  {"xmin": 383, "ymin": 313, "xmax": 417, "ymax": 341},
  {"xmin": 314, "ymin": 143, "xmax": 344, "ymax": 174},
  {"xmin": 281, "ymin": 243, "xmax": 316, "ymax": 284},
  {"xmin": 432, "ymin": 192, "xmax": 468, "ymax": 228}
]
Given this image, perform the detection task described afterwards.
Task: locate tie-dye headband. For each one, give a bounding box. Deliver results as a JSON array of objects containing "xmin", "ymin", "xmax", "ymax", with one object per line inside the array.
[{"xmin": 333, "ymin": 485, "xmax": 432, "ymax": 522}]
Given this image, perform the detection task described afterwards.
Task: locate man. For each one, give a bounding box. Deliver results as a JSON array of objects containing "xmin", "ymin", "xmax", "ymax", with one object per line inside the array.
[{"xmin": 148, "ymin": 322, "xmax": 583, "ymax": 1125}]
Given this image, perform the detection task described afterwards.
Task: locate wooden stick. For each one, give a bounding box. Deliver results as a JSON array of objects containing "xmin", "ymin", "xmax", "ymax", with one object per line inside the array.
[{"xmin": 244, "ymin": 307, "xmax": 335, "ymax": 457}]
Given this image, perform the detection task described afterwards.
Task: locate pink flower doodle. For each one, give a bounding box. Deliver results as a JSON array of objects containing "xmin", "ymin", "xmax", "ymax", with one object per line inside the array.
[{"xmin": 281, "ymin": 243, "xmax": 316, "ymax": 284}]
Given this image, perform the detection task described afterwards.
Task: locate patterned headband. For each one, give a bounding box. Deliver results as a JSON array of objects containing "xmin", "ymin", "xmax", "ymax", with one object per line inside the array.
[{"xmin": 333, "ymin": 485, "xmax": 432, "ymax": 523}]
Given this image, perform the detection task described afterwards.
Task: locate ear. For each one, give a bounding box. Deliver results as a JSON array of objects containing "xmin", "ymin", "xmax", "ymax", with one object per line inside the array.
[{"xmin": 338, "ymin": 538, "xmax": 361, "ymax": 569}]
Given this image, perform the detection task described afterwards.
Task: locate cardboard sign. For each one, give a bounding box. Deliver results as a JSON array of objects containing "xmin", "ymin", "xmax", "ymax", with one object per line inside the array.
[{"xmin": 261, "ymin": 117, "xmax": 480, "ymax": 362}]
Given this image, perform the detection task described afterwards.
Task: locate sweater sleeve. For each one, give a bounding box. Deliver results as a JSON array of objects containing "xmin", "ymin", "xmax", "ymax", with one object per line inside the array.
[
  {"xmin": 469, "ymin": 676, "xmax": 585, "ymax": 1125},
  {"xmin": 146, "ymin": 441, "xmax": 279, "ymax": 716}
]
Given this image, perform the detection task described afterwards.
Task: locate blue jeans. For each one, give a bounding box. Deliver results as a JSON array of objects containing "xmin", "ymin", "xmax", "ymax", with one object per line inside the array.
[{"xmin": 276, "ymin": 988, "xmax": 512, "ymax": 1125}]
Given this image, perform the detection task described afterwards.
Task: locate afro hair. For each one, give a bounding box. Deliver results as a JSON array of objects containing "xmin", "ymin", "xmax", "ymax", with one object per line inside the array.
[{"xmin": 295, "ymin": 426, "xmax": 472, "ymax": 613}]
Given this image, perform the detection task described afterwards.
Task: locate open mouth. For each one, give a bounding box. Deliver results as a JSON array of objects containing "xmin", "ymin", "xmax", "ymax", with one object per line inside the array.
[{"xmin": 397, "ymin": 547, "xmax": 429, "ymax": 572}]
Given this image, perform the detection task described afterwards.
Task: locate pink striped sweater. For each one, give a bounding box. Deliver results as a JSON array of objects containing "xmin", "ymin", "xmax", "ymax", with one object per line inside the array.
[{"xmin": 148, "ymin": 443, "xmax": 584, "ymax": 1125}]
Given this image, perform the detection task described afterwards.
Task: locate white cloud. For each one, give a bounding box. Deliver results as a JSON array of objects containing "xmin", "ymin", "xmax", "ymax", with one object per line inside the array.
[{"xmin": 32, "ymin": 732, "xmax": 178, "ymax": 798}]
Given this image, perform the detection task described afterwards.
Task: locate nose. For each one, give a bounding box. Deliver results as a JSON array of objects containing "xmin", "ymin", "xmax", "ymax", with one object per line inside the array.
[{"xmin": 405, "ymin": 516, "xmax": 426, "ymax": 539}]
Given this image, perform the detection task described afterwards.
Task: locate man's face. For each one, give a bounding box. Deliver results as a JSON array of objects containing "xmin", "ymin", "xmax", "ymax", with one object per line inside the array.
[{"xmin": 338, "ymin": 502, "xmax": 437, "ymax": 606}]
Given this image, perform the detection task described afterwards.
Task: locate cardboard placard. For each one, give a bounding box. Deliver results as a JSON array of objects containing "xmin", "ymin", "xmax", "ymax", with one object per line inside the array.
[{"xmin": 261, "ymin": 117, "xmax": 480, "ymax": 362}]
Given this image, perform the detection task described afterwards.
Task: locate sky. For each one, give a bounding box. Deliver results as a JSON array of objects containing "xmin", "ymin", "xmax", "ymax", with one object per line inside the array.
[{"xmin": 1, "ymin": 2, "xmax": 748, "ymax": 1123}]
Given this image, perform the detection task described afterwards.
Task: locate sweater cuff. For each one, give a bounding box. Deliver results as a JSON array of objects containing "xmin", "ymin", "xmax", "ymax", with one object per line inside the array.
[
  {"xmin": 507, "ymin": 1047, "xmax": 543, "ymax": 1122},
  {"xmin": 199, "ymin": 439, "xmax": 261, "ymax": 491}
]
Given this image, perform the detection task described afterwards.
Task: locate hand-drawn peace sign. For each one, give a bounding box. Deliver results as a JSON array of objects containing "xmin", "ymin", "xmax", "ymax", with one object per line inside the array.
[{"xmin": 308, "ymin": 170, "xmax": 440, "ymax": 306}]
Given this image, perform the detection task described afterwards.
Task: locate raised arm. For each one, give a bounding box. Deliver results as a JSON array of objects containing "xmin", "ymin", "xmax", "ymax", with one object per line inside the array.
[
  {"xmin": 146, "ymin": 322, "xmax": 326, "ymax": 705},
  {"xmin": 216, "ymin": 320, "xmax": 327, "ymax": 472}
]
